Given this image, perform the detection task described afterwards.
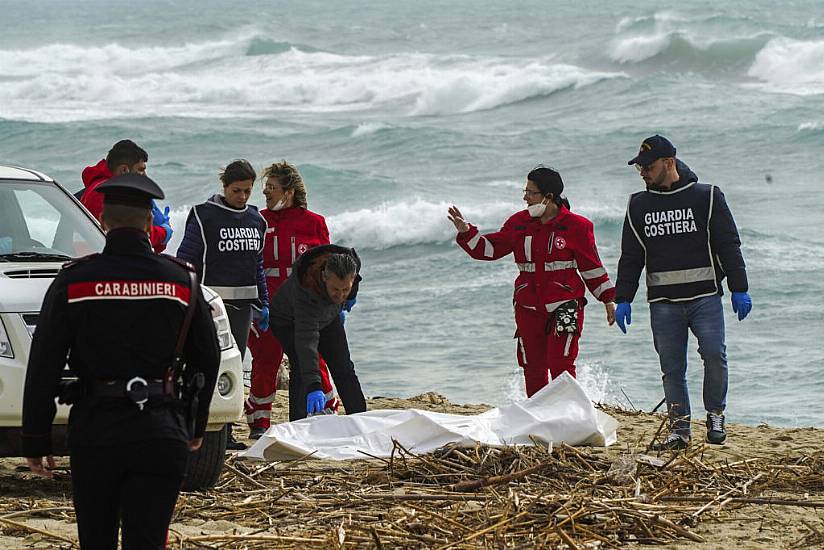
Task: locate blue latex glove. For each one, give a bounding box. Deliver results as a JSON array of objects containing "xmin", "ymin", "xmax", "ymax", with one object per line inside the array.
[
  {"xmin": 257, "ymin": 306, "xmax": 270, "ymax": 331},
  {"xmin": 306, "ymin": 390, "xmax": 325, "ymax": 416},
  {"xmin": 615, "ymin": 302, "xmax": 632, "ymax": 334},
  {"xmin": 339, "ymin": 297, "xmax": 356, "ymax": 324},
  {"xmin": 0, "ymin": 237, "xmax": 12, "ymax": 254},
  {"xmin": 731, "ymin": 292, "xmax": 752, "ymax": 321},
  {"xmin": 158, "ymin": 222, "xmax": 173, "ymax": 245},
  {"xmin": 152, "ymin": 201, "xmax": 171, "ymax": 226}
]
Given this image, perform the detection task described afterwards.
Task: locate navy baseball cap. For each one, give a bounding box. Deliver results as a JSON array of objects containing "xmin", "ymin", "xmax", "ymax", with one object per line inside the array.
[
  {"xmin": 97, "ymin": 173, "xmax": 164, "ymax": 208},
  {"xmin": 627, "ymin": 135, "xmax": 676, "ymax": 166}
]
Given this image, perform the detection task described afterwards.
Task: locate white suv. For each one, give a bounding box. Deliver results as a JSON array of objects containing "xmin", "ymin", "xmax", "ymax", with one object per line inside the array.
[{"xmin": 0, "ymin": 165, "xmax": 243, "ymax": 489}]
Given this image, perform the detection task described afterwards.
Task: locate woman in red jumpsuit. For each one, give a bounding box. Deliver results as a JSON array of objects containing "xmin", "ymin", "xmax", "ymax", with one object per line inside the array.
[
  {"xmin": 245, "ymin": 161, "xmax": 339, "ymax": 438},
  {"xmin": 448, "ymin": 165, "xmax": 616, "ymax": 397}
]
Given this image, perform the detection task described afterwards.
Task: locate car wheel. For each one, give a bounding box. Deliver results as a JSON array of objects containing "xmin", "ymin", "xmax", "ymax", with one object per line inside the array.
[{"xmin": 182, "ymin": 424, "xmax": 227, "ymax": 491}]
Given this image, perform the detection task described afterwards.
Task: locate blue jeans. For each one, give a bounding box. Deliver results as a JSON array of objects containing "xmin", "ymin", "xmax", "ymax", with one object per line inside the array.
[{"xmin": 650, "ymin": 295, "xmax": 727, "ymax": 437}]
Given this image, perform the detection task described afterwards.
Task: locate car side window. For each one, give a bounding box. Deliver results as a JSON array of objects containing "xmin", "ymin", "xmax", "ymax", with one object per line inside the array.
[{"xmin": 14, "ymin": 188, "xmax": 60, "ymax": 249}]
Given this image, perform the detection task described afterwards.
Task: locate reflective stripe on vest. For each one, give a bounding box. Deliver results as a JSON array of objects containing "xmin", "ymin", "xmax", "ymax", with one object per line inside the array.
[
  {"xmin": 468, "ymin": 232, "xmax": 494, "ymax": 258},
  {"xmin": 545, "ymin": 299, "xmax": 571, "ymax": 312},
  {"xmin": 209, "ymin": 285, "xmax": 259, "ymax": 300},
  {"xmin": 524, "ymin": 236, "xmax": 532, "ymax": 262},
  {"xmin": 516, "ymin": 262, "xmax": 535, "ymax": 272},
  {"xmin": 647, "ymin": 266, "xmax": 715, "ymax": 287},
  {"xmin": 580, "ymin": 266, "xmax": 606, "ymax": 280},
  {"xmin": 545, "ymin": 260, "xmax": 577, "ymax": 271},
  {"xmin": 264, "ymin": 267, "xmax": 291, "ymax": 279},
  {"xmin": 291, "ymin": 236, "xmax": 296, "ymax": 265},
  {"xmin": 592, "ymin": 280, "xmax": 614, "ymax": 299}
]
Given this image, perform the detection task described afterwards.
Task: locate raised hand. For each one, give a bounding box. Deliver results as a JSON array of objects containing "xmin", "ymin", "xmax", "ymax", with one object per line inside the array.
[{"xmin": 447, "ymin": 205, "xmax": 469, "ymax": 233}]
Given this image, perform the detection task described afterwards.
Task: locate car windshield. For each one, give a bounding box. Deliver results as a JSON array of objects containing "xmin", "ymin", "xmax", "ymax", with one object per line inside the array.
[{"xmin": 0, "ymin": 180, "xmax": 105, "ymax": 259}]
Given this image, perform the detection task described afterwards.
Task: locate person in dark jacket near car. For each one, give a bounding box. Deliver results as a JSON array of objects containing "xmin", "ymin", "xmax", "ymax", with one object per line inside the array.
[
  {"xmin": 269, "ymin": 244, "xmax": 367, "ymax": 421},
  {"xmin": 615, "ymin": 135, "xmax": 752, "ymax": 450},
  {"xmin": 22, "ymin": 173, "xmax": 220, "ymax": 550}
]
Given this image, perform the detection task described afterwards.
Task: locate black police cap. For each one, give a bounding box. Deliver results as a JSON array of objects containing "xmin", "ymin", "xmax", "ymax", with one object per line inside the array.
[
  {"xmin": 628, "ymin": 134, "xmax": 676, "ymax": 166},
  {"xmin": 96, "ymin": 173, "xmax": 164, "ymax": 208}
]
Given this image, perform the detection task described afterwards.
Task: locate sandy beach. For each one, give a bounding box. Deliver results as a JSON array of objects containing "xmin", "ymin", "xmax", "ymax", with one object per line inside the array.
[{"xmin": 1, "ymin": 391, "xmax": 821, "ymax": 549}]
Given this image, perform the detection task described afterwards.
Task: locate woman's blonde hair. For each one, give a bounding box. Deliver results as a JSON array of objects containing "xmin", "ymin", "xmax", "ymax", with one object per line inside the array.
[{"xmin": 261, "ymin": 161, "xmax": 307, "ymax": 208}]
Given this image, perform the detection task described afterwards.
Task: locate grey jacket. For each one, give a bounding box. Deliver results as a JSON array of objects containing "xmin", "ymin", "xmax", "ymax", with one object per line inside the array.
[{"xmin": 269, "ymin": 244, "xmax": 361, "ymax": 392}]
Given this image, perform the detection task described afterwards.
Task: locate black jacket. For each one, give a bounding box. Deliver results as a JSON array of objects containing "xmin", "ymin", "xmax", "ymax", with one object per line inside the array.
[
  {"xmin": 22, "ymin": 228, "xmax": 220, "ymax": 457},
  {"xmin": 615, "ymin": 160, "xmax": 748, "ymax": 303}
]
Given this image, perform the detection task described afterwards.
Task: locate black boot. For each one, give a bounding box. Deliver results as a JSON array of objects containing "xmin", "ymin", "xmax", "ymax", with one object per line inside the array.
[{"xmin": 225, "ymin": 424, "xmax": 247, "ymax": 451}]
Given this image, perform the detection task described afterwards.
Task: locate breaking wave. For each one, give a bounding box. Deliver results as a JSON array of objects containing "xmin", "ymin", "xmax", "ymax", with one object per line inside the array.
[
  {"xmin": 0, "ymin": 34, "xmax": 623, "ymax": 123},
  {"xmin": 747, "ymin": 38, "xmax": 824, "ymax": 95},
  {"xmin": 328, "ymin": 199, "xmax": 624, "ymax": 250},
  {"xmin": 609, "ymin": 30, "xmax": 772, "ymax": 69},
  {"xmin": 798, "ymin": 121, "xmax": 824, "ymax": 133},
  {"xmin": 326, "ymin": 199, "xmax": 517, "ymax": 250}
]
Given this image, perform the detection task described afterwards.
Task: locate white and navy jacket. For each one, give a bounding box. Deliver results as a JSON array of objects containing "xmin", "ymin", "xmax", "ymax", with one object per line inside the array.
[
  {"xmin": 177, "ymin": 194, "xmax": 268, "ymax": 307},
  {"xmin": 615, "ymin": 160, "xmax": 748, "ymax": 304}
]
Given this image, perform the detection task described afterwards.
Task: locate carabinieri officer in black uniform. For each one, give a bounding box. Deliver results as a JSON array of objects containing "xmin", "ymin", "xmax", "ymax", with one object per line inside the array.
[{"xmin": 22, "ymin": 173, "xmax": 220, "ymax": 549}]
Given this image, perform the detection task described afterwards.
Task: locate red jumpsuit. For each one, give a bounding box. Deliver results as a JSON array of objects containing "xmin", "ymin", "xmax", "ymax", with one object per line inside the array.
[
  {"xmin": 456, "ymin": 206, "xmax": 615, "ymax": 397},
  {"xmin": 81, "ymin": 159, "xmax": 169, "ymax": 253},
  {"xmin": 245, "ymin": 206, "xmax": 339, "ymax": 429}
]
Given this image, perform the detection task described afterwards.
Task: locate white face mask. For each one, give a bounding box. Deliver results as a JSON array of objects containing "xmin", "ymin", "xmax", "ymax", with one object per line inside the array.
[
  {"xmin": 527, "ymin": 200, "xmax": 547, "ymax": 218},
  {"xmin": 269, "ymin": 197, "xmax": 288, "ymax": 211}
]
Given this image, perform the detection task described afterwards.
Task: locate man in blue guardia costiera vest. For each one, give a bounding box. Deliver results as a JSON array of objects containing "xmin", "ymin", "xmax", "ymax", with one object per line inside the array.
[{"xmin": 614, "ymin": 135, "xmax": 752, "ymax": 451}]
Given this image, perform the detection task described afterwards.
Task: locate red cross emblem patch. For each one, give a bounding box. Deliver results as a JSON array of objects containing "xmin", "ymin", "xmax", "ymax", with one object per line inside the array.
[
  {"xmin": 554, "ymin": 236, "xmax": 567, "ymax": 250},
  {"xmin": 297, "ymin": 243, "xmax": 309, "ymax": 255}
]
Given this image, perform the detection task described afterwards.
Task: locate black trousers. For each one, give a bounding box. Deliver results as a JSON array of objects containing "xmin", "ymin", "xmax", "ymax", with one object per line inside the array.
[
  {"xmin": 225, "ymin": 302, "xmax": 253, "ymax": 360},
  {"xmin": 70, "ymin": 439, "xmax": 188, "ymax": 550},
  {"xmin": 273, "ymin": 317, "xmax": 367, "ymax": 421}
]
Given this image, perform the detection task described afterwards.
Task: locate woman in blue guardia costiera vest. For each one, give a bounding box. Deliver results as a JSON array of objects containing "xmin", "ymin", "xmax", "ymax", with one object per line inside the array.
[
  {"xmin": 177, "ymin": 159, "xmax": 269, "ymax": 358},
  {"xmin": 177, "ymin": 160, "xmax": 269, "ymax": 449}
]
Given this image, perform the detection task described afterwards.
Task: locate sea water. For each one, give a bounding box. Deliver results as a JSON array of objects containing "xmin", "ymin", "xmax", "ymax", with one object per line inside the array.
[{"xmin": 1, "ymin": 0, "xmax": 822, "ymax": 427}]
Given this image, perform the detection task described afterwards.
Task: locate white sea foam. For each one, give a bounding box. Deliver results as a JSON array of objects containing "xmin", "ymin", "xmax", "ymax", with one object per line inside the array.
[
  {"xmin": 747, "ymin": 38, "xmax": 824, "ymax": 95},
  {"xmin": 798, "ymin": 121, "xmax": 823, "ymax": 132},
  {"xmin": 609, "ymin": 29, "xmax": 771, "ymax": 66},
  {"xmin": 326, "ymin": 198, "xmax": 518, "ymax": 250},
  {"xmin": 351, "ymin": 122, "xmax": 392, "ymax": 138},
  {"xmin": 409, "ymin": 62, "xmax": 619, "ymax": 116},
  {"xmin": 610, "ymin": 33, "xmax": 675, "ymax": 63},
  {"xmin": 614, "ymin": 12, "xmax": 689, "ymax": 34},
  {"xmin": 503, "ymin": 362, "xmax": 612, "ymax": 405},
  {"xmin": 0, "ymin": 35, "xmax": 623, "ymax": 122},
  {"xmin": 326, "ymin": 198, "xmax": 624, "ymax": 250}
]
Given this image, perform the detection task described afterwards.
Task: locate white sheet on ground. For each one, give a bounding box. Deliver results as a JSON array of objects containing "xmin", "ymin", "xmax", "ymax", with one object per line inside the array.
[{"xmin": 241, "ymin": 372, "xmax": 618, "ymax": 461}]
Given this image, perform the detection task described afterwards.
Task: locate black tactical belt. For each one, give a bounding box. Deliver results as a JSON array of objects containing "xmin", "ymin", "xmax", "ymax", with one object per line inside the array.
[{"xmin": 92, "ymin": 377, "xmax": 171, "ymax": 411}]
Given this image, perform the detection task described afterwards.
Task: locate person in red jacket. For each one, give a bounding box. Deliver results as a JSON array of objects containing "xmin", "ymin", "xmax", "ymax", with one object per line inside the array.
[
  {"xmin": 81, "ymin": 140, "xmax": 172, "ymax": 253},
  {"xmin": 245, "ymin": 161, "xmax": 339, "ymax": 438},
  {"xmin": 448, "ymin": 165, "xmax": 616, "ymax": 397}
]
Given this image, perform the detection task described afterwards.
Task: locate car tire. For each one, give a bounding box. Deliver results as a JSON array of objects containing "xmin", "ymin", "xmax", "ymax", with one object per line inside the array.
[{"xmin": 182, "ymin": 424, "xmax": 227, "ymax": 491}]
